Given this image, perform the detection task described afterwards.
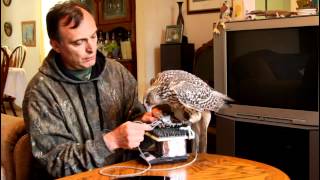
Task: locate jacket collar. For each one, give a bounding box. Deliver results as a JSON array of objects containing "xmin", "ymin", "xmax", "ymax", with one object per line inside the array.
[{"xmin": 39, "ymin": 50, "xmax": 106, "ymax": 83}]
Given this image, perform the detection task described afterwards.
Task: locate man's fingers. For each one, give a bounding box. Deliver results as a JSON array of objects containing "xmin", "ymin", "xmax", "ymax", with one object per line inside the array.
[
  {"xmin": 130, "ymin": 121, "xmax": 152, "ymax": 131},
  {"xmin": 140, "ymin": 123, "xmax": 152, "ymax": 131},
  {"xmin": 140, "ymin": 112, "xmax": 159, "ymax": 123}
]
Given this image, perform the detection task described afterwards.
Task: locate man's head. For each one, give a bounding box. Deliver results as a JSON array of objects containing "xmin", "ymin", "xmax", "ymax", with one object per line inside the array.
[{"xmin": 47, "ymin": 1, "xmax": 98, "ymax": 70}]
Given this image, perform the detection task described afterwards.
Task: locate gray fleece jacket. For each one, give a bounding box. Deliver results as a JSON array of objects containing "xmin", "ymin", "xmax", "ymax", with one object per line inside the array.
[{"xmin": 23, "ymin": 50, "xmax": 145, "ymax": 178}]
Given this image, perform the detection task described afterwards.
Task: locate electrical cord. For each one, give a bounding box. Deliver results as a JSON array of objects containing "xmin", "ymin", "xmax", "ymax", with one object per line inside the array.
[
  {"xmin": 99, "ymin": 136, "xmax": 199, "ymax": 178},
  {"xmin": 99, "ymin": 146, "xmax": 151, "ymax": 178}
]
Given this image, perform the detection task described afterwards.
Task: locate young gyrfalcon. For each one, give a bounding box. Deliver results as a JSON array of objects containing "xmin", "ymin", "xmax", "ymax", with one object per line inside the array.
[
  {"xmin": 143, "ymin": 70, "xmax": 232, "ymax": 152},
  {"xmin": 144, "ymin": 70, "xmax": 232, "ymax": 123}
]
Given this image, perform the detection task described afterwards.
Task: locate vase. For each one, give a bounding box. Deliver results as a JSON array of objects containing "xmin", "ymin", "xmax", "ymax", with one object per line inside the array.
[{"xmin": 176, "ymin": 1, "xmax": 184, "ymax": 28}]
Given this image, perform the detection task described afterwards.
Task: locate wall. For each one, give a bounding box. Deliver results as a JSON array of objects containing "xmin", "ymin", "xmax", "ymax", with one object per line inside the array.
[
  {"xmin": 136, "ymin": 0, "xmax": 219, "ymax": 100},
  {"xmin": 256, "ymin": 0, "xmax": 291, "ymax": 11},
  {"xmin": 1, "ymin": 0, "xmax": 42, "ymax": 82},
  {"xmin": 256, "ymin": 0, "xmax": 302, "ymax": 11}
]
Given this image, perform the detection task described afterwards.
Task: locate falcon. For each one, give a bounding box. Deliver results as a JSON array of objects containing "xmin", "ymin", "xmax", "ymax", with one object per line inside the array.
[
  {"xmin": 144, "ymin": 70, "xmax": 232, "ymax": 123},
  {"xmin": 143, "ymin": 70, "xmax": 233, "ymax": 152}
]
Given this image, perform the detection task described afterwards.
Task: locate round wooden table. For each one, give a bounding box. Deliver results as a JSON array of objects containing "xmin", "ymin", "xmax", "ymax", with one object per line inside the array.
[{"xmin": 58, "ymin": 153, "xmax": 290, "ymax": 180}]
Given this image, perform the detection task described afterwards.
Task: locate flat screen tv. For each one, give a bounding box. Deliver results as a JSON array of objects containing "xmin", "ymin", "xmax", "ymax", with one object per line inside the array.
[{"xmin": 214, "ymin": 16, "xmax": 319, "ymax": 126}]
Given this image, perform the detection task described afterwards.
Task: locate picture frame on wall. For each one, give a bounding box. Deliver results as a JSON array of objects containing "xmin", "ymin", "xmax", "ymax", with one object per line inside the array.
[
  {"xmin": 2, "ymin": 0, "xmax": 12, "ymax": 6},
  {"xmin": 165, "ymin": 25, "xmax": 183, "ymax": 44},
  {"xmin": 21, "ymin": 21, "xmax": 36, "ymax": 47},
  {"xmin": 98, "ymin": 0, "xmax": 131, "ymax": 24},
  {"xmin": 4, "ymin": 22, "xmax": 12, "ymax": 37},
  {"xmin": 187, "ymin": 0, "xmax": 228, "ymax": 14}
]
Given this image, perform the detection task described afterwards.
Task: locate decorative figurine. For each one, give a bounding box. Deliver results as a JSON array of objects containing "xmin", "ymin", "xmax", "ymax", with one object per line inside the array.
[{"xmin": 213, "ymin": 0, "xmax": 232, "ymax": 35}]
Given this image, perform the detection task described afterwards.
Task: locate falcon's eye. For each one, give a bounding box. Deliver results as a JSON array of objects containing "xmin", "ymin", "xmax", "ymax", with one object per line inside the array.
[
  {"xmin": 145, "ymin": 96, "xmax": 150, "ymax": 105},
  {"xmin": 145, "ymin": 93, "xmax": 154, "ymax": 105}
]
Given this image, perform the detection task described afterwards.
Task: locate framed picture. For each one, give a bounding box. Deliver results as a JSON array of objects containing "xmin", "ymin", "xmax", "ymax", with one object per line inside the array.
[
  {"xmin": 21, "ymin": 21, "xmax": 36, "ymax": 47},
  {"xmin": 4, "ymin": 22, "xmax": 12, "ymax": 37},
  {"xmin": 187, "ymin": 0, "xmax": 227, "ymax": 14},
  {"xmin": 165, "ymin": 25, "xmax": 183, "ymax": 43},
  {"xmin": 2, "ymin": 0, "xmax": 12, "ymax": 6},
  {"xmin": 98, "ymin": 0, "xmax": 131, "ymax": 25}
]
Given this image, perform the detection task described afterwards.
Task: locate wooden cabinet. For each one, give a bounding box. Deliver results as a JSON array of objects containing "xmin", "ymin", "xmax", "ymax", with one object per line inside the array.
[
  {"xmin": 160, "ymin": 44, "xmax": 195, "ymax": 73},
  {"xmin": 216, "ymin": 114, "xmax": 319, "ymax": 180},
  {"xmin": 79, "ymin": 0, "xmax": 137, "ymax": 78}
]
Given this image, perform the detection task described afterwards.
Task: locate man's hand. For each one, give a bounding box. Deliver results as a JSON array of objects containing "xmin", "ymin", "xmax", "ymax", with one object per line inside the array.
[{"xmin": 103, "ymin": 121, "xmax": 152, "ymax": 151}]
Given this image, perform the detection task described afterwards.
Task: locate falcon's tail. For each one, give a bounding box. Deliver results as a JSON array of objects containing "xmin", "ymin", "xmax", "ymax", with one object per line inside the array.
[
  {"xmin": 222, "ymin": 99, "xmax": 233, "ymax": 108},
  {"xmin": 221, "ymin": 94, "xmax": 234, "ymax": 109},
  {"xmin": 209, "ymin": 91, "xmax": 234, "ymax": 112}
]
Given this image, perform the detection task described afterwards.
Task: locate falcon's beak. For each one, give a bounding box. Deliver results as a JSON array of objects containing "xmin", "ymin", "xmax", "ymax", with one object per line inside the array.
[{"xmin": 144, "ymin": 104, "xmax": 153, "ymax": 112}]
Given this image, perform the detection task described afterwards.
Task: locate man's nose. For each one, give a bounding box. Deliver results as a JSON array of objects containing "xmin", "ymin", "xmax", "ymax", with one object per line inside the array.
[{"xmin": 86, "ymin": 40, "xmax": 96, "ymax": 53}]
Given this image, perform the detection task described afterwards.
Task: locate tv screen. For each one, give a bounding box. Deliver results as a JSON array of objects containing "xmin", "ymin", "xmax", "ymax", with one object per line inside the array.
[{"xmin": 227, "ymin": 26, "xmax": 319, "ymax": 111}]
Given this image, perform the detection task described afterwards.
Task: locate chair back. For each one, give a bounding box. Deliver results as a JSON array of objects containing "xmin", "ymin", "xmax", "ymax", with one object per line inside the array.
[
  {"xmin": 1, "ymin": 114, "xmax": 33, "ymax": 180},
  {"xmin": 1, "ymin": 47, "xmax": 11, "ymax": 103},
  {"xmin": 193, "ymin": 39, "xmax": 214, "ymax": 87},
  {"xmin": 10, "ymin": 45, "xmax": 26, "ymax": 68},
  {"xmin": 1, "ymin": 46, "xmax": 11, "ymax": 56}
]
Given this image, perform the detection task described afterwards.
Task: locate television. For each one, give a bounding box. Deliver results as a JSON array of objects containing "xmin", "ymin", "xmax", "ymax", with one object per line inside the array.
[{"xmin": 214, "ymin": 15, "xmax": 319, "ymax": 127}]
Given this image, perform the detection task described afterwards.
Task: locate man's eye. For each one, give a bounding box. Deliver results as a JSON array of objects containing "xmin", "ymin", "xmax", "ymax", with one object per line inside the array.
[
  {"xmin": 91, "ymin": 34, "xmax": 97, "ymax": 39},
  {"xmin": 73, "ymin": 40, "xmax": 84, "ymax": 45}
]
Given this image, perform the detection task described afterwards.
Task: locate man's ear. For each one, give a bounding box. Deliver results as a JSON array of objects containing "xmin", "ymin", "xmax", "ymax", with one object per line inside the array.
[{"xmin": 50, "ymin": 39, "xmax": 60, "ymax": 53}]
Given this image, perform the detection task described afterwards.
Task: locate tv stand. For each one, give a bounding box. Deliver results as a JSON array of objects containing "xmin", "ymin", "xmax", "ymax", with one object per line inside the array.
[{"xmin": 216, "ymin": 113, "xmax": 319, "ymax": 180}]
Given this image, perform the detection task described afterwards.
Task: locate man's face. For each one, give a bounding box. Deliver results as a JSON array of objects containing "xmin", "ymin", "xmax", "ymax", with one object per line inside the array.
[{"xmin": 51, "ymin": 8, "xmax": 98, "ymax": 70}]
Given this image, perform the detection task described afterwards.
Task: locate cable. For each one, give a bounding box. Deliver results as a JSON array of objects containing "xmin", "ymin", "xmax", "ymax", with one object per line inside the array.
[
  {"xmin": 99, "ymin": 147, "xmax": 151, "ymax": 178},
  {"xmin": 99, "ymin": 148, "xmax": 198, "ymax": 178},
  {"xmin": 99, "ymin": 129, "xmax": 199, "ymax": 178}
]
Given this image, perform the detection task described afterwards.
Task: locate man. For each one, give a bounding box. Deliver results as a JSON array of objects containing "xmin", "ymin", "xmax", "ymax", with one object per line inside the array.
[{"xmin": 23, "ymin": 1, "xmax": 157, "ymax": 179}]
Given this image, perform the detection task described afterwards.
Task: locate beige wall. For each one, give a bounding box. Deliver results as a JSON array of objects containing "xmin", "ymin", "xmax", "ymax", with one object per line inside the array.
[
  {"xmin": 136, "ymin": 0, "xmax": 219, "ymax": 100},
  {"xmin": 1, "ymin": 0, "xmax": 42, "ymax": 82}
]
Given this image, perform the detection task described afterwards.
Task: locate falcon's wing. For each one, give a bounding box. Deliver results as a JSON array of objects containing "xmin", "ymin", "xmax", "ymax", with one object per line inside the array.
[
  {"xmin": 171, "ymin": 81, "xmax": 213, "ymax": 111},
  {"xmin": 172, "ymin": 81, "xmax": 232, "ymax": 112}
]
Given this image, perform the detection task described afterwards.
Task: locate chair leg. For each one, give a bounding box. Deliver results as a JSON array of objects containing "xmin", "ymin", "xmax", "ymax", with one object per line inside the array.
[
  {"xmin": 1, "ymin": 102, "xmax": 6, "ymax": 114},
  {"xmin": 9, "ymin": 101, "xmax": 17, "ymax": 116}
]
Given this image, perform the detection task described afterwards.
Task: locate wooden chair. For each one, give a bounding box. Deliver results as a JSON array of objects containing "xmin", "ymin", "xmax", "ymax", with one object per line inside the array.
[
  {"xmin": 1, "ymin": 47, "xmax": 12, "ymax": 115},
  {"xmin": 1, "ymin": 46, "xmax": 11, "ymax": 57},
  {"xmin": 193, "ymin": 39, "xmax": 214, "ymax": 87},
  {"xmin": 1, "ymin": 45, "xmax": 22, "ymax": 116},
  {"xmin": 1, "ymin": 114, "xmax": 33, "ymax": 180},
  {"xmin": 10, "ymin": 45, "xmax": 26, "ymax": 68},
  {"xmin": 1, "ymin": 44, "xmax": 26, "ymax": 116}
]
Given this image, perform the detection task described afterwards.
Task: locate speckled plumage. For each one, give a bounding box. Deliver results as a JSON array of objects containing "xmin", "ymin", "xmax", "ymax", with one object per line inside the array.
[
  {"xmin": 144, "ymin": 70, "xmax": 232, "ymax": 116},
  {"xmin": 144, "ymin": 70, "xmax": 232, "ymax": 152}
]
